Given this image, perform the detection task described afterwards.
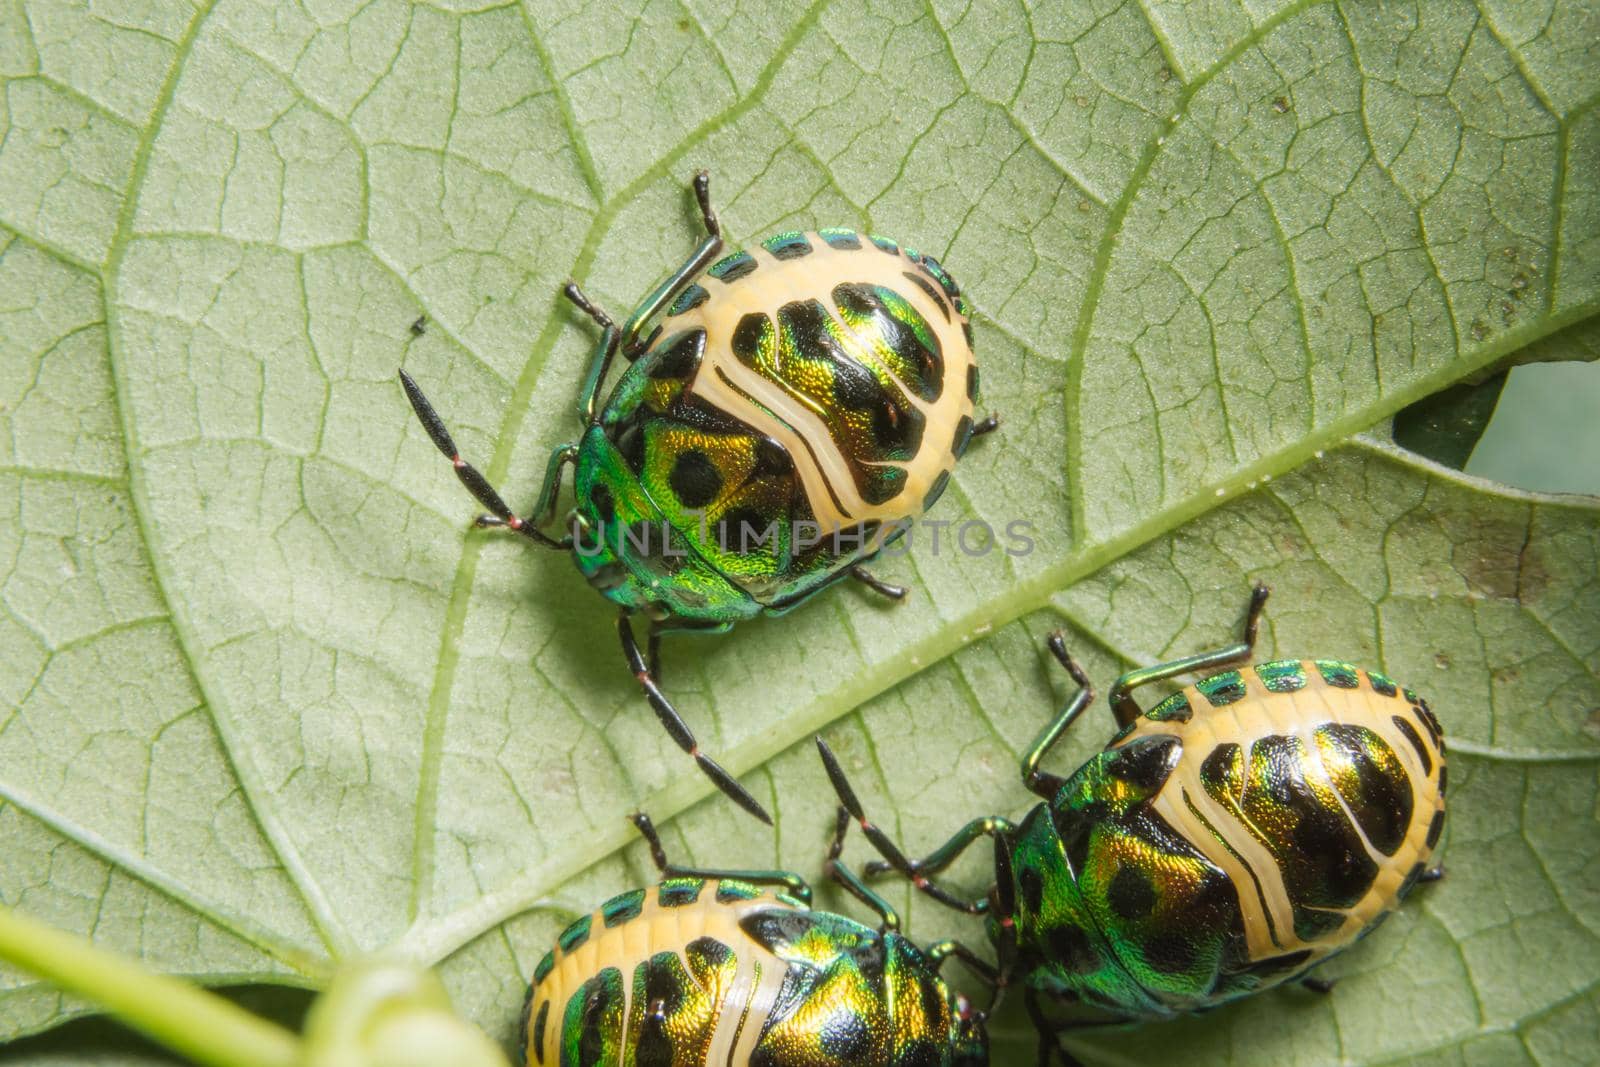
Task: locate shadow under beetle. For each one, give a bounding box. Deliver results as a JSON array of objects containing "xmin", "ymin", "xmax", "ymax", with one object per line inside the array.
[
  {"xmin": 401, "ymin": 171, "xmax": 994, "ymax": 824},
  {"xmin": 818, "ymin": 585, "xmax": 1447, "ymax": 1066}
]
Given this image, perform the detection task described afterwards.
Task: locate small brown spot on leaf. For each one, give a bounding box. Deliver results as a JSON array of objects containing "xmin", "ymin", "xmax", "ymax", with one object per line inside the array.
[
  {"xmin": 1273, "ymin": 96, "xmax": 1290, "ymax": 113},
  {"xmin": 1434, "ymin": 652, "xmax": 1451, "ymax": 670}
]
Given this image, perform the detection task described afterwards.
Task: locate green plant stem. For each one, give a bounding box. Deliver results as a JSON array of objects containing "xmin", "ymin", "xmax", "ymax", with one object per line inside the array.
[{"xmin": 0, "ymin": 905, "xmax": 300, "ymax": 1067}]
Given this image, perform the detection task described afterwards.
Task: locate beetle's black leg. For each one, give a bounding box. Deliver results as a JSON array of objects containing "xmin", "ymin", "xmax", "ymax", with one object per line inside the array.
[
  {"xmin": 1018, "ymin": 633, "xmax": 1095, "ymax": 799},
  {"xmin": 1106, "ymin": 582, "xmax": 1270, "ymax": 728},
  {"xmin": 849, "ymin": 565, "xmax": 908, "ymax": 601},
  {"xmin": 619, "ymin": 613, "xmax": 772, "ymax": 825},
  {"xmin": 859, "ymin": 815, "xmax": 1014, "ymax": 881},
  {"xmin": 824, "ymin": 806, "xmax": 901, "ymax": 932},
  {"xmin": 971, "ymin": 413, "xmax": 1000, "ymax": 437},
  {"xmin": 644, "ymin": 616, "xmax": 734, "ymax": 688},
  {"xmin": 628, "ymin": 812, "xmax": 809, "ymax": 902},
  {"xmin": 817, "ymin": 738, "xmax": 1003, "ymax": 915},
  {"xmin": 619, "ymin": 172, "xmax": 727, "ymax": 358},
  {"xmin": 1300, "ymin": 976, "xmax": 1336, "ymax": 994},
  {"xmin": 1420, "ymin": 864, "xmax": 1446, "ymax": 883},
  {"xmin": 1026, "ymin": 989, "xmax": 1089, "ymax": 1067},
  {"xmin": 692, "ymin": 169, "xmax": 722, "ymax": 240},
  {"xmin": 564, "ymin": 281, "xmax": 624, "ymax": 426},
  {"xmin": 398, "ymin": 370, "xmax": 569, "ymax": 549}
]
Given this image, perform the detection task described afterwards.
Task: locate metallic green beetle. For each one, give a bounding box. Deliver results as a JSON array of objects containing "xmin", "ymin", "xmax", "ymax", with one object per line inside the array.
[
  {"xmin": 520, "ymin": 812, "xmax": 989, "ymax": 1066},
  {"xmin": 820, "ymin": 586, "xmax": 1447, "ymax": 1065},
  {"xmin": 401, "ymin": 172, "xmax": 993, "ymax": 824}
]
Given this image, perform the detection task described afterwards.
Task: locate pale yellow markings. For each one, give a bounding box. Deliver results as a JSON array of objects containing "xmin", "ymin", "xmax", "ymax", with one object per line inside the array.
[
  {"xmin": 531, "ymin": 887, "xmax": 800, "ymax": 1066},
  {"xmin": 1126, "ymin": 664, "xmax": 1448, "ymax": 966},
  {"xmin": 1149, "ymin": 700, "xmax": 1317, "ymax": 960},
  {"xmin": 678, "ymin": 235, "xmax": 975, "ymax": 536}
]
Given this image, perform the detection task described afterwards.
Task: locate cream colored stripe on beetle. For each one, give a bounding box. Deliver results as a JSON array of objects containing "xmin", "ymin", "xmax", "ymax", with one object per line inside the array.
[{"xmin": 685, "ymin": 237, "xmax": 974, "ymax": 533}]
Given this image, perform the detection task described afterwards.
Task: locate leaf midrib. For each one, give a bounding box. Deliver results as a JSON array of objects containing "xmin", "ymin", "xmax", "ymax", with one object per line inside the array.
[{"xmin": 397, "ymin": 295, "xmax": 1600, "ymax": 965}]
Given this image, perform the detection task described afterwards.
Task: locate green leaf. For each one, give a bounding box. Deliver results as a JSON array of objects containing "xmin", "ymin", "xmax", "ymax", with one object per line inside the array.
[{"xmin": 2, "ymin": 1, "xmax": 1597, "ymax": 1064}]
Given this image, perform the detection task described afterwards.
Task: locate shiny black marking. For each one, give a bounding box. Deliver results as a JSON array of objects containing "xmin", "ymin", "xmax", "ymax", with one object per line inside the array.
[
  {"xmin": 589, "ymin": 482, "xmax": 616, "ymax": 524},
  {"xmin": 635, "ymin": 952, "xmax": 688, "ymax": 1062},
  {"xmin": 1314, "ymin": 660, "xmax": 1360, "ymax": 689},
  {"xmin": 716, "ymin": 505, "xmax": 774, "ymax": 553},
  {"xmin": 1020, "ymin": 864, "xmax": 1045, "ymax": 912},
  {"xmin": 1045, "ymin": 921, "xmax": 1101, "ymax": 975},
  {"xmin": 601, "ymin": 888, "xmax": 645, "ymax": 927},
  {"xmin": 1367, "ymin": 670, "xmax": 1399, "ymax": 697},
  {"xmin": 763, "ymin": 231, "xmax": 812, "ymax": 259},
  {"xmin": 741, "ymin": 909, "xmax": 819, "ymax": 951},
  {"xmin": 615, "ymin": 422, "xmax": 646, "ymax": 475},
  {"xmin": 1437, "ymin": 764, "xmax": 1447, "ymax": 796},
  {"xmin": 658, "ymin": 878, "xmax": 703, "ymax": 908},
  {"xmin": 1251, "ymin": 735, "xmax": 1378, "ymax": 911},
  {"xmin": 902, "ymin": 269, "xmax": 951, "ymax": 321},
  {"xmin": 830, "ymin": 283, "xmax": 943, "ymax": 403},
  {"xmin": 716, "ymin": 879, "xmax": 763, "ymax": 903},
  {"xmin": 519, "ymin": 979, "xmax": 538, "ymax": 1063},
  {"xmin": 919, "ymin": 253, "xmax": 961, "ymax": 300},
  {"xmin": 647, "ymin": 328, "xmax": 705, "ymax": 380},
  {"xmin": 1147, "ymin": 691, "xmax": 1193, "ymax": 723},
  {"xmin": 531, "ymin": 998, "xmax": 549, "ymax": 1063},
  {"xmin": 1324, "ymin": 724, "xmax": 1412, "ymax": 856},
  {"xmin": 1184, "ymin": 788, "xmax": 1279, "ymax": 945},
  {"xmin": 1391, "ymin": 715, "xmax": 1433, "ymax": 775},
  {"xmin": 1196, "ymin": 670, "xmax": 1246, "ymax": 706},
  {"xmin": 952, "ymin": 414, "xmax": 974, "ymax": 458},
  {"xmin": 669, "ymin": 449, "xmax": 722, "ymax": 508},
  {"xmin": 1105, "ymin": 735, "xmax": 1180, "ymax": 793},
  {"xmin": 819, "ymin": 228, "xmax": 861, "ymax": 250},
  {"xmin": 1254, "ymin": 659, "xmax": 1308, "ymax": 693},
  {"xmin": 708, "ymin": 250, "xmax": 756, "ymax": 282},
  {"xmin": 922, "ymin": 469, "xmax": 950, "ymax": 512},
  {"xmin": 1199, "ymin": 743, "xmax": 1242, "ymax": 799},
  {"xmin": 575, "ymin": 968, "xmax": 623, "ymax": 1067},
  {"xmin": 869, "ymin": 234, "xmax": 899, "ymax": 255},
  {"xmin": 1108, "ymin": 865, "xmax": 1156, "ymax": 919},
  {"xmin": 820, "ymin": 1010, "xmax": 870, "ymax": 1058},
  {"xmin": 1425, "ymin": 810, "xmax": 1445, "ymax": 849},
  {"xmin": 752, "ymin": 436, "xmax": 792, "ymax": 478},
  {"xmin": 1143, "ymin": 933, "xmax": 1196, "ymax": 975},
  {"xmin": 713, "ymin": 366, "xmax": 851, "ymax": 522},
  {"xmin": 558, "ymin": 914, "xmax": 591, "ymax": 953},
  {"xmin": 534, "ymin": 950, "xmax": 555, "ymax": 985},
  {"xmin": 667, "ymin": 283, "xmax": 709, "ymax": 316},
  {"xmin": 962, "ymin": 319, "xmax": 974, "ymax": 350}
]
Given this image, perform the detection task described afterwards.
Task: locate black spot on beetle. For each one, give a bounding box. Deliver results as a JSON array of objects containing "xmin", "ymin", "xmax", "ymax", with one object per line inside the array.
[
  {"xmin": 902, "ymin": 269, "xmax": 951, "ymax": 321},
  {"xmin": 922, "ymin": 469, "xmax": 950, "ymax": 512},
  {"xmin": 1108, "ymin": 865, "xmax": 1156, "ymax": 919},
  {"xmin": 1391, "ymin": 715, "xmax": 1432, "ymax": 775},
  {"xmin": 647, "ymin": 329, "xmax": 705, "ymax": 379},
  {"xmin": 1143, "ymin": 934, "xmax": 1196, "ymax": 975},
  {"xmin": 1020, "ymin": 865, "xmax": 1045, "ymax": 913},
  {"xmin": 1425, "ymin": 810, "xmax": 1445, "ymax": 849},
  {"xmin": 1105, "ymin": 736, "xmax": 1180, "ymax": 793},
  {"xmin": 529, "ymin": 999, "xmax": 548, "ymax": 1063},
  {"xmin": 1046, "ymin": 921, "xmax": 1100, "ymax": 974},
  {"xmin": 669, "ymin": 449, "xmax": 722, "ymax": 508},
  {"xmin": 820, "ymin": 1011, "xmax": 869, "ymax": 1058},
  {"xmin": 952, "ymin": 414, "xmax": 975, "ymax": 458}
]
